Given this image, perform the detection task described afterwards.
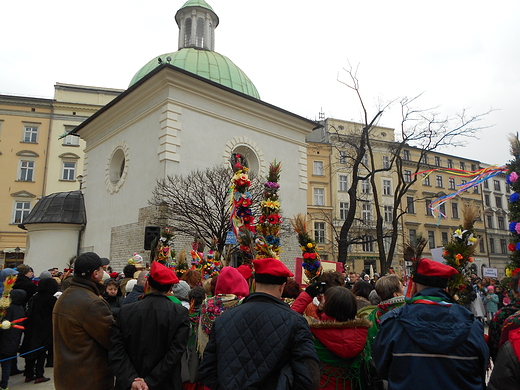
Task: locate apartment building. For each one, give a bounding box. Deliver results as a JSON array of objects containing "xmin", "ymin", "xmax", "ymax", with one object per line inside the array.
[{"xmin": 0, "ymin": 84, "xmax": 122, "ymax": 267}]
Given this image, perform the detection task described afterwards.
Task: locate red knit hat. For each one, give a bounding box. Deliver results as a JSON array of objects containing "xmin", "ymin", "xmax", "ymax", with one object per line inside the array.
[
  {"xmin": 150, "ymin": 261, "xmax": 179, "ymax": 285},
  {"xmin": 215, "ymin": 267, "xmax": 249, "ymax": 297},
  {"xmin": 253, "ymin": 258, "xmax": 294, "ymax": 277},
  {"xmin": 413, "ymin": 258, "xmax": 458, "ymax": 288},
  {"xmin": 236, "ymin": 264, "xmax": 253, "ymax": 280}
]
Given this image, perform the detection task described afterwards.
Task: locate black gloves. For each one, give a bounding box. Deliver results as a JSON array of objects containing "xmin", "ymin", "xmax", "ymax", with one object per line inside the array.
[{"xmin": 306, "ymin": 282, "xmax": 326, "ymax": 298}]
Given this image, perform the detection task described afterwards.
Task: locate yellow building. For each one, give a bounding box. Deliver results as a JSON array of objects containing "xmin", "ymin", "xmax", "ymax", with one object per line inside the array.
[
  {"xmin": 306, "ymin": 141, "xmax": 333, "ymax": 260},
  {"xmin": 399, "ymin": 147, "xmax": 490, "ymax": 275},
  {"xmin": 0, "ymin": 84, "xmax": 122, "ymax": 267},
  {"xmin": 0, "ymin": 94, "xmax": 52, "ymax": 267},
  {"xmin": 307, "ymin": 118, "xmax": 399, "ymax": 274},
  {"xmin": 45, "ymin": 83, "xmax": 123, "ymax": 195}
]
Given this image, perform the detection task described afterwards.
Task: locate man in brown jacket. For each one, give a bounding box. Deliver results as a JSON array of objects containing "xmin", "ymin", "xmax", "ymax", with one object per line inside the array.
[{"xmin": 53, "ymin": 252, "xmax": 114, "ymax": 390}]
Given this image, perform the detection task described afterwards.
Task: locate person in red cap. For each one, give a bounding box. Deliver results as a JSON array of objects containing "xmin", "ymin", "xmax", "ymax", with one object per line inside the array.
[
  {"xmin": 199, "ymin": 258, "xmax": 320, "ymax": 390},
  {"xmin": 109, "ymin": 261, "xmax": 190, "ymax": 390},
  {"xmin": 373, "ymin": 258, "xmax": 489, "ymax": 390}
]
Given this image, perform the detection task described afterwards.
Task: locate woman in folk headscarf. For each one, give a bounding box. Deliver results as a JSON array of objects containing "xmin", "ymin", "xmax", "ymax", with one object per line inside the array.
[{"xmin": 197, "ymin": 267, "xmax": 249, "ymax": 356}]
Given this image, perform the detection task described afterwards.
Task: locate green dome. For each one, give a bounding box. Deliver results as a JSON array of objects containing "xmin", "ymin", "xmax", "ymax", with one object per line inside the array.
[{"xmin": 129, "ymin": 48, "xmax": 260, "ymax": 99}]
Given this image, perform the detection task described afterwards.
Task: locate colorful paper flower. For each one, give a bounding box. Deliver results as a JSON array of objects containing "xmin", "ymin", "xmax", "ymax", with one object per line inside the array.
[
  {"xmin": 511, "ymin": 192, "xmax": 520, "ymax": 203},
  {"xmin": 511, "ymin": 221, "xmax": 518, "ymax": 233},
  {"xmin": 510, "ymin": 243, "xmax": 517, "ymax": 251}
]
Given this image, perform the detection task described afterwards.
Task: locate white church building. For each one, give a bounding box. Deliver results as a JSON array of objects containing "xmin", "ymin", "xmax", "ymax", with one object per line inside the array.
[{"xmin": 38, "ymin": 0, "xmax": 320, "ymax": 271}]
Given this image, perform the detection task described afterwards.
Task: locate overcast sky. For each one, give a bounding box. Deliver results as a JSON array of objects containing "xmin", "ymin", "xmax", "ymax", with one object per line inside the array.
[{"xmin": 2, "ymin": 0, "xmax": 519, "ymax": 166}]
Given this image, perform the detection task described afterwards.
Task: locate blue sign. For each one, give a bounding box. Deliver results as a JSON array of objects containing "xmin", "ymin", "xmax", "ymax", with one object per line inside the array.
[{"xmin": 225, "ymin": 231, "xmax": 238, "ymax": 245}]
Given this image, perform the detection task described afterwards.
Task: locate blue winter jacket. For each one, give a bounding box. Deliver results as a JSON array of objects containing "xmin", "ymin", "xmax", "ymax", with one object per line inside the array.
[{"xmin": 373, "ymin": 287, "xmax": 489, "ymax": 390}]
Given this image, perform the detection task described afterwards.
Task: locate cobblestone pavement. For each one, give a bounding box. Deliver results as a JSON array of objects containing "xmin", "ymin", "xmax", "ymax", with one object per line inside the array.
[{"xmin": 6, "ymin": 358, "xmax": 55, "ymax": 390}]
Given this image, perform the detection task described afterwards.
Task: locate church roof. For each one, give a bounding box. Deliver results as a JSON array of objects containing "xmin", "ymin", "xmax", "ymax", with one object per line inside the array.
[
  {"xmin": 129, "ymin": 48, "xmax": 260, "ymax": 99},
  {"xmin": 18, "ymin": 191, "xmax": 86, "ymax": 229},
  {"xmin": 178, "ymin": 0, "xmax": 215, "ymax": 14}
]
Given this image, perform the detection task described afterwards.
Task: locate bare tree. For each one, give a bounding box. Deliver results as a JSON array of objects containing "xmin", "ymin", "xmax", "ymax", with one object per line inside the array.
[
  {"xmin": 334, "ymin": 64, "xmax": 492, "ymax": 273},
  {"xmin": 150, "ymin": 165, "xmax": 261, "ymax": 255}
]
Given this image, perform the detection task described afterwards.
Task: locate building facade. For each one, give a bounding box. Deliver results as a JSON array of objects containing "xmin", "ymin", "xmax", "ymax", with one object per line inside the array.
[{"xmin": 0, "ymin": 84, "xmax": 122, "ymax": 268}]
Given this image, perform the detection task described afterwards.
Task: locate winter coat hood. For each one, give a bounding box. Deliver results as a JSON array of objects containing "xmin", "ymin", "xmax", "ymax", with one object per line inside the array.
[
  {"xmin": 9, "ymin": 289, "xmax": 27, "ymax": 306},
  {"xmin": 382, "ymin": 287, "xmax": 474, "ymax": 354},
  {"xmin": 308, "ymin": 317, "xmax": 371, "ymax": 358}
]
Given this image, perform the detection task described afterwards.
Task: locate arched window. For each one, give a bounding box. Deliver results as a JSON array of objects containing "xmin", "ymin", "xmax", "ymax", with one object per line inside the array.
[
  {"xmin": 196, "ymin": 17, "xmax": 205, "ymax": 47},
  {"xmin": 184, "ymin": 18, "xmax": 192, "ymax": 46}
]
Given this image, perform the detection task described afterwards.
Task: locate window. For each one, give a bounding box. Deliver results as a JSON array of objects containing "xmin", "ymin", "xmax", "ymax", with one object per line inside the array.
[
  {"xmin": 362, "ymin": 235, "xmax": 374, "ymax": 252},
  {"xmin": 484, "ymin": 180, "xmax": 489, "ymax": 189},
  {"xmin": 447, "ymin": 159, "xmax": 453, "ymax": 169},
  {"xmin": 404, "ymin": 170, "xmax": 412, "ymax": 183},
  {"xmin": 184, "ymin": 18, "xmax": 192, "ymax": 45},
  {"xmin": 436, "ymin": 175, "xmax": 443, "ymax": 188},
  {"xmin": 339, "ymin": 175, "xmax": 348, "ymax": 192},
  {"xmin": 487, "ymin": 215, "xmax": 493, "ymax": 229},
  {"xmin": 313, "ymin": 161, "xmax": 324, "ymax": 176},
  {"xmin": 473, "ymin": 186, "xmax": 479, "ymax": 194},
  {"xmin": 13, "ymin": 201, "xmax": 31, "ymax": 224},
  {"xmin": 23, "ymin": 125, "xmax": 38, "ymax": 143},
  {"xmin": 339, "ymin": 202, "xmax": 349, "ymax": 220},
  {"xmin": 489, "ymin": 238, "xmax": 495, "ymax": 254},
  {"xmin": 406, "ymin": 196, "xmax": 415, "ymax": 213},
  {"xmin": 409, "ymin": 229, "xmax": 417, "ymax": 244},
  {"xmin": 384, "ymin": 205, "xmax": 393, "ymax": 223},
  {"xmin": 19, "ymin": 161, "xmax": 34, "ymax": 181},
  {"xmin": 314, "ymin": 222, "xmax": 325, "ymax": 244},
  {"xmin": 63, "ymin": 134, "xmax": 79, "ymax": 146},
  {"xmin": 428, "ymin": 231, "xmax": 436, "ymax": 249},
  {"xmin": 479, "ymin": 239, "xmax": 485, "ymax": 253},
  {"xmin": 196, "ymin": 17, "xmax": 205, "ymax": 47},
  {"xmin": 339, "ymin": 151, "xmax": 347, "ymax": 164},
  {"xmin": 361, "ymin": 179, "xmax": 371, "ymax": 194},
  {"xmin": 382, "ymin": 156, "xmax": 390, "ymax": 169},
  {"xmin": 452, "ymin": 202, "xmax": 459, "ymax": 218},
  {"xmin": 441, "ymin": 232, "xmax": 449, "ymax": 245},
  {"xmin": 420, "ymin": 155, "xmax": 429, "ymax": 164},
  {"xmin": 434, "ymin": 156, "xmax": 441, "ymax": 166},
  {"xmin": 500, "ymin": 239, "xmax": 507, "ymax": 254},
  {"xmin": 62, "ymin": 162, "xmax": 76, "ymax": 181},
  {"xmin": 425, "ymin": 199, "xmax": 433, "ymax": 216},
  {"xmin": 403, "ymin": 150, "xmax": 410, "ymax": 161},
  {"xmin": 439, "ymin": 203, "xmax": 446, "ymax": 216},
  {"xmin": 313, "ymin": 188, "xmax": 324, "ymax": 206},
  {"xmin": 449, "ymin": 178, "xmax": 456, "ymax": 190},
  {"xmin": 422, "ymin": 174, "xmax": 430, "ymax": 186},
  {"xmin": 460, "ymin": 180, "xmax": 467, "ymax": 191},
  {"xmin": 362, "ymin": 154, "xmax": 369, "ymax": 167},
  {"xmin": 498, "ymin": 217, "xmax": 505, "ymax": 230},
  {"xmin": 383, "ymin": 179, "xmax": 392, "ymax": 195},
  {"xmin": 471, "ymin": 164, "xmax": 477, "ymax": 171},
  {"xmin": 459, "ymin": 162, "xmax": 466, "ymax": 171},
  {"xmin": 496, "ymin": 196, "xmax": 503, "ymax": 209},
  {"xmin": 362, "ymin": 203, "xmax": 372, "ymax": 222},
  {"xmin": 484, "ymin": 194, "xmax": 490, "ymax": 207},
  {"xmin": 506, "ymin": 185, "xmax": 511, "ymax": 194},
  {"xmin": 494, "ymin": 180, "xmax": 501, "ymax": 191}
]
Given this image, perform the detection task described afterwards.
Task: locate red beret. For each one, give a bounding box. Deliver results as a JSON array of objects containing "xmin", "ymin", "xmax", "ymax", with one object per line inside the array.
[
  {"xmin": 109, "ymin": 272, "xmax": 119, "ymax": 279},
  {"xmin": 253, "ymin": 258, "xmax": 294, "ymax": 278},
  {"xmin": 413, "ymin": 258, "xmax": 458, "ymax": 288},
  {"xmin": 236, "ymin": 264, "xmax": 253, "ymax": 280},
  {"xmin": 150, "ymin": 261, "xmax": 179, "ymax": 285}
]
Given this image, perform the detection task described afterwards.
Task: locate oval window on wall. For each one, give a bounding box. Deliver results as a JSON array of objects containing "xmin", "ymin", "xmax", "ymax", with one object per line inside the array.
[
  {"xmin": 106, "ymin": 143, "xmax": 129, "ymax": 194},
  {"xmin": 109, "ymin": 149, "xmax": 126, "ymax": 184}
]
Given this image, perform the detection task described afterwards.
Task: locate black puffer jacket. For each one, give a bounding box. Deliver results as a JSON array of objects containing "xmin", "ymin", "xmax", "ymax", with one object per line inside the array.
[
  {"xmin": 199, "ymin": 292, "xmax": 320, "ymax": 390},
  {"xmin": 488, "ymin": 340, "xmax": 520, "ymax": 389}
]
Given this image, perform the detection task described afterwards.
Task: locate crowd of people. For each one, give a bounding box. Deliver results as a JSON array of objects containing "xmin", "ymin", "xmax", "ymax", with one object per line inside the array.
[{"xmin": 1, "ymin": 254, "xmax": 520, "ymax": 389}]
